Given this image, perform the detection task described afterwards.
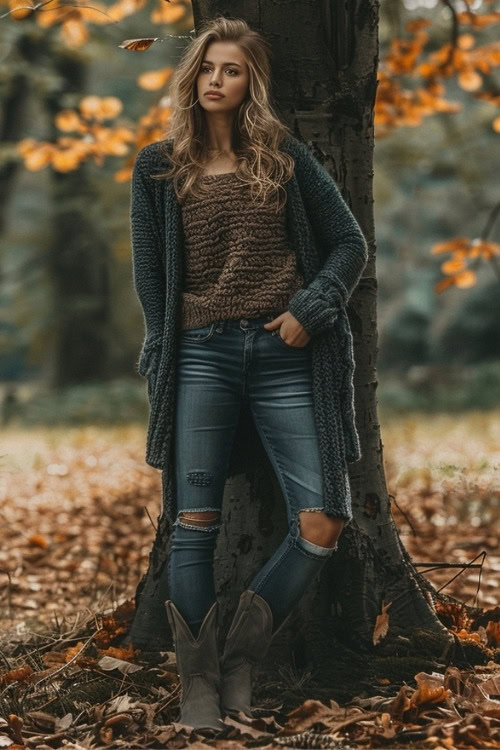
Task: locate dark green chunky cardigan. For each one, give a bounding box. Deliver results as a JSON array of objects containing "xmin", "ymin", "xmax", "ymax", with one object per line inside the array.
[{"xmin": 131, "ymin": 134, "xmax": 368, "ymax": 523}]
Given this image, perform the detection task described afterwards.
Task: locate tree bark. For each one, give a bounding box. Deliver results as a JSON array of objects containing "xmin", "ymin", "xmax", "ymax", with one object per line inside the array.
[{"xmin": 124, "ymin": 0, "xmax": 457, "ymax": 684}]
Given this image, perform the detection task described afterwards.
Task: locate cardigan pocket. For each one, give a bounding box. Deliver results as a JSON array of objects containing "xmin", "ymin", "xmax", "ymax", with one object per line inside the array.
[
  {"xmin": 144, "ymin": 347, "xmax": 161, "ymax": 404},
  {"xmin": 137, "ymin": 332, "xmax": 163, "ymax": 377}
]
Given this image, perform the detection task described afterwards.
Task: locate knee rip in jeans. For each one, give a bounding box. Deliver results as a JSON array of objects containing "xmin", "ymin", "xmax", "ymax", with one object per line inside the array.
[
  {"xmin": 296, "ymin": 509, "xmax": 340, "ymax": 550},
  {"xmin": 175, "ymin": 510, "xmax": 222, "ymax": 533}
]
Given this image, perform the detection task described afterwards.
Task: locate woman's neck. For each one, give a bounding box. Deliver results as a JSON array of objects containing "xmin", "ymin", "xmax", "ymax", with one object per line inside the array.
[{"xmin": 201, "ymin": 150, "xmax": 239, "ymax": 176}]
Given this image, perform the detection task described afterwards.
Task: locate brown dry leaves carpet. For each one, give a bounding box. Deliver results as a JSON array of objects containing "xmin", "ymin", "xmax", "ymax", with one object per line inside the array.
[{"xmin": 0, "ymin": 409, "xmax": 499, "ymax": 749}]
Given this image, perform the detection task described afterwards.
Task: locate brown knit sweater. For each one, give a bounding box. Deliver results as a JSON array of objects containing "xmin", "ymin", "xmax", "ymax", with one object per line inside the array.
[{"xmin": 180, "ymin": 172, "xmax": 304, "ymax": 329}]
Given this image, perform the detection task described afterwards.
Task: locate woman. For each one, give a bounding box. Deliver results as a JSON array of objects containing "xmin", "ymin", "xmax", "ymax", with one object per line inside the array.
[{"xmin": 131, "ymin": 15, "xmax": 368, "ymax": 734}]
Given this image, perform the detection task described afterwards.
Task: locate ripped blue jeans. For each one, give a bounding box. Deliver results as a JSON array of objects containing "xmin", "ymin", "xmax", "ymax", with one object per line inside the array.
[{"xmin": 167, "ymin": 313, "xmax": 340, "ymax": 637}]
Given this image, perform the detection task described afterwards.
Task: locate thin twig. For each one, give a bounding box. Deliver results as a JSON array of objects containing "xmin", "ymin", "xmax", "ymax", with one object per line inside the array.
[
  {"xmin": 414, "ymin": 562, "xmax": 482, "ymax": 569},
  {"xmin": 435, "ymin": 550, "xmax": 487, "ymax": 596}
]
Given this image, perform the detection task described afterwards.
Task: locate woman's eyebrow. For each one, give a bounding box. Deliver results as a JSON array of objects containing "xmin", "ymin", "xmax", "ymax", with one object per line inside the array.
[{"xmin": 202, "ymin": 59, "xmax": 242, "ymax": 67}]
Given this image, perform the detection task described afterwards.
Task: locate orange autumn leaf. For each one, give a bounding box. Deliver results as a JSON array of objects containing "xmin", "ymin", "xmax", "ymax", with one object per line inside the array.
[
  {"xmin": 77, "ymin": 1, "xmax": 114, "ymax": 24},
  {"xmin": 18, "ymin": 142, "xmax": 54, "ymax": 170},
  {"xmin": 458, "ymin": 10, "xmax": 500, "ymax": 28},
  {"xmin": 98, "ymin": 97, "xmax": 123, "ymax": 119},
  {"xmin": 454, "ymin": 269, "xmax": 477, "ymax": 288},
  {"xmin": 435, "ymin": 276, "xmax": 455, "ymax": 293},
  {"xmin": 458, "ymin": 33, "xmax": 476, "ymax": 50},
  {"xmin": 455, "ymin": 628, "xmax": 482, "ymax": 643},
  {"xmin": 441, "ymin": 258, "xmax": 465, "ymax": 274},
  {"xmin": 373, "ymin": 600, "xmax": 392, "ymax": 645},
  {"xmin": 64, "ymin": 641, "xmax": 87, "ymax": 661},
  {"xmin": 138, "ymin": 68, "xmax": 173, "ymax": 90},
  {"xmin": 473, "ymin": 240, "xmax": 500, "ymax": 260},
  {"xmin": 79, "ymin": 95, "xmax": 122, "ymax": 120},
  {"xmin": 55, "ymin": 110, "xmax": 86, "ymax": 133},
  {"xmin": 114, "ymin": 165, "xmax": 133, "ymax": 182},
  {"xmin": 42, "ymin": 651, "xmax": 67, "ymax": 666},
  {"xmin": 435, "ymin": 600, "xmax": 473, "ymax": 630},
  {"xmin": 51, "ymin": 148, "xmax": 87, "ymax": 172},
  {"xmin": 410, "ymin": 680, "xmax": 450, "ymax": 706},
  {"xmin": 118, "ymin": 37, "xmax": 160, "ymax": 51},
  {"xmin": 100, "ymin": 643, "xmax": 138, "ymax": 661},
  {"xmin": 458, "ymin": 68, "xmax": 483, "ymax": 91},
  {"xmin": 109, "ymin": 0, "xmax": 149, "ymax": 22},
  {"xmin": 151, "ymin": 3, "xmax": 186, "ymax": 24},
  {"xmin": 431, "ymin": 237, "xmax": 470, "ymax": 255},
  {"xmin": 36, "ymin": 3, "xmax": 64, "ymax": 28},
  {"xmin": 0, "ymin": 666, "xmax": 34, "ymax": 686},
  {"xmin": 485, "ymin": 620, "xmax": 500, "ymax": 647},
  {"xmin": 97, "ymin": 130, "xmax": 135, "ymax": 156},
  {"xmin": 28, "ymin": 533, "xmax": 48, "ymax": 549},
  {"xmin": 61, "ymin": 17, "xmax": 89, "ymax": 48},
  {"xmin": 8, "ymin": 0, "xmax": 34, "ymax": 21},
  {"xmin": 406, "ymin": 18, "xmax": 431, "ymax": 33}
]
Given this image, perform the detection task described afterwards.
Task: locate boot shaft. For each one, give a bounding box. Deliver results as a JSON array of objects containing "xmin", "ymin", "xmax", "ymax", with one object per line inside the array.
[{"xmin": 165, "ymin": 599, "xmax": 224, "ymax": 732}]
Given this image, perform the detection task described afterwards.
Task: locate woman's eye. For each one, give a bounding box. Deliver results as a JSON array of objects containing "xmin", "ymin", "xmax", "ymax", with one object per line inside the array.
[{"xmin": 201, "ymin": 66, "xmax": 237, "ymax": 75}]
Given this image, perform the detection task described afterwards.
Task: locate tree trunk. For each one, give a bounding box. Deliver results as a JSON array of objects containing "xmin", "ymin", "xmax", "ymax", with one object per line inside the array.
[
  {"xmin": 43, "ymin": 49, "xmax": 112, "ymax": 387},
  {"xmin": 0, "ymin": 68, "xmax": 29, "ymax": 236},
  {"xmin": 124, "ymin": 0, "xmax": 457, "ymax": 691}
]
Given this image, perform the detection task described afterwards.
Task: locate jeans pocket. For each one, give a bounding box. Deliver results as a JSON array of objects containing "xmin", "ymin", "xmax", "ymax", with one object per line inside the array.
[
  {"xmin": 180, "ymin": 322, "xmax": 217, "ymax": 343},
  {"xmin": 276, "ymin": 327, "xmax": 311, "ymax": 350}
]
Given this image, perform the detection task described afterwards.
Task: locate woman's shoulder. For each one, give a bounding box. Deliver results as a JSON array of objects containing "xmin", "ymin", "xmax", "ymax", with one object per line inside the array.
[
  {"xmin": 278, "ymin": 135, "xmax": 319, "ymax": 182},
  {"xmin": 134, "ymin": 138, "xmax": 174, "ymax": 171},
  {"xmin": 278, "ymin": 134, "xmax": 309, "ymax": 158},
  {"xmin": 279, "ymin": 135, "xmax": 337, "ymax": 189}
]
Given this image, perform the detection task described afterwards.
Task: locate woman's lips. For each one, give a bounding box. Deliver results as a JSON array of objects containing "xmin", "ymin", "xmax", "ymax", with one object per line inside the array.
[{"xmin": 205, "ymin": 92, "xmax": 224, "ymax": 99}]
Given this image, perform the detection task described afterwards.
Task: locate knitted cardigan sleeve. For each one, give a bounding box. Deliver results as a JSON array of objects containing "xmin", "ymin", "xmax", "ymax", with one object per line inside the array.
[
  {"xmin": 130, "ymin": 146, "xmax": 166, "ymax": 376},
  {"xmin": 287, "ymin": 142, "xmax": 368, "ymax": 337}
]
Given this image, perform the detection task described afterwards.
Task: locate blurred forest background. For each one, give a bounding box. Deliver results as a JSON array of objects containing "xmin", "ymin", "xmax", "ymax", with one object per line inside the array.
[{"xmin": 0, "ymin": 0, "xmax": 499, "ymax": 426}]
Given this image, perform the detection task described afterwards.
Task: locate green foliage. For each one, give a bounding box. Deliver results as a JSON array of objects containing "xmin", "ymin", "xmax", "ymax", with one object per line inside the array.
[
  {"xmin": 13, "ymin": 379, "xmax": 149, "ymax": 426},
  {"xmin": 379, "ymin": 359, "xmax": 500, "ymax": 412}
]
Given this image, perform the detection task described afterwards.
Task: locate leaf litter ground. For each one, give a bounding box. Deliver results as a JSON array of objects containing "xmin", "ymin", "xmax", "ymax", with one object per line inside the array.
[{"xmin": 0, "ymin": 409, "xmax": 499, "ymax": 749}]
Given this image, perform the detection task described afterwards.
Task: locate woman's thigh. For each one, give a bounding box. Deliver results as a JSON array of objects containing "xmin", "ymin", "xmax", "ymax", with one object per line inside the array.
[
  {"xmin": 248, "ymin": 329, "xmax": 324, "ymax": 531},
  {"xmin": 174, "ymin": 321, "xmax": 243, "ymax": 517}
]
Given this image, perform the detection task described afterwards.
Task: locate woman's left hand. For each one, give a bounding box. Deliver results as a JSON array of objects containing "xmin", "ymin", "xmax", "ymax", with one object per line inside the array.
[{"xmin": 264, "ymin": 312, "xmax": 311, "ymax": 347}]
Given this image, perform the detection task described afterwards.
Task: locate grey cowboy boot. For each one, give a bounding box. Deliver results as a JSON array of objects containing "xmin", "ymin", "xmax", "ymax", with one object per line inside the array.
[
  {"xmin": 165, "ymin": 599, "xmax": 225, "ymax": 732},
  {"xmin": 219, "ymin": 589, "xmax": 291, "ymax": 719}
]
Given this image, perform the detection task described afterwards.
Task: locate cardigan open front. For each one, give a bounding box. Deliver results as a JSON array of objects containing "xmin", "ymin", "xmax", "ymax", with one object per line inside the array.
[{"xmin": 130, "ymin": 134, "xmax": 368, "ymax": 523}]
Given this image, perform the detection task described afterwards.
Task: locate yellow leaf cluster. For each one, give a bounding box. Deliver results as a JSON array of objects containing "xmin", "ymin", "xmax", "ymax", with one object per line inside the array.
[
  {"xmin": 16, "ymin": 96, "xmax": 135, "ymax": 172},
  {"xmin": 430, "ymin": 237, "xmax": 500, "ymax": 293},
  {"xmin": 8, "ymin": 0, "xmax": 150, "ymax": 47},
  {"xmin": 375, "ymin": 13, "xmax": 500, "ymax": 138},
  {"xmin": 151, "ymin": 0, "xmax": 186, "ymax": 25}
]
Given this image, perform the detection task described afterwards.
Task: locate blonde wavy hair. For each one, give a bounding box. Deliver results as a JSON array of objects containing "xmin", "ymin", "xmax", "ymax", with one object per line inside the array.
[{"xmin": 155, "ymin": 15, "xmax": 295, "ymax": 212}]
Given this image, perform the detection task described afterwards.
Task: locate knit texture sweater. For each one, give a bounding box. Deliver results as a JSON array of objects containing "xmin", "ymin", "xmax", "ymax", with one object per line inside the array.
[
  {"xmin": 130, "ymin": 134, "xmax": 368, "ymax": 524},
  {"xmin": 180, "ymin": 172, "xmax": 304, "ymax": 329}
]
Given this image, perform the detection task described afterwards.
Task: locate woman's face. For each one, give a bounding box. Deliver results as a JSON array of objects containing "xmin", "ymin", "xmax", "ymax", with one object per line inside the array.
[{"xmin": 196, "ymin": 41, "xmax": 250, "ymax": 115}]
